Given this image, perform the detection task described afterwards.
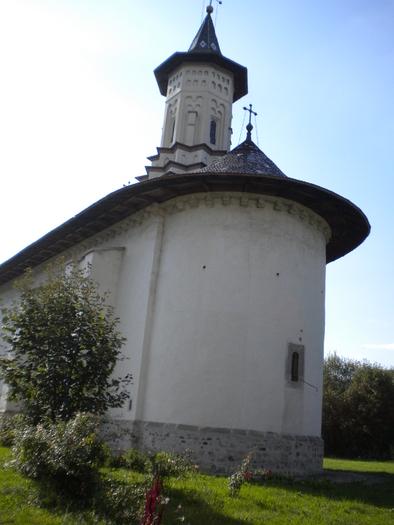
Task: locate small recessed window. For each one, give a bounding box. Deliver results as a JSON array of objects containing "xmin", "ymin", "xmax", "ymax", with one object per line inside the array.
[
  {"xmin": 286, "ymin": 343, "xmax": 304, "ymax": 386},
  {"xmin": 291, "ymin": 352, "xmax": 299, "ymax": 382},
  {"xmin": 210, "ymin": 120, "xmax": 216, "ymax": 145},
  {"xmin": 171, "ymin": 121, "xmax": 175, "ymax": 143}
]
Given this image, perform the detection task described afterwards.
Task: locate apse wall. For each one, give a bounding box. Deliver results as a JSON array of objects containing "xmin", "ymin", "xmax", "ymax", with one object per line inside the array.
[{"xmin": 136, "ymin": 192, "xmax": 328, "ymax": 438}]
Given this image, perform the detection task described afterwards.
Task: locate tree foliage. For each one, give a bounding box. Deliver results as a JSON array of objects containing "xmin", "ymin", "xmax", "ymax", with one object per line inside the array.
[
  {"xmin": 0, "ymin": 259, "xmax": 131, "ymax": 423},
  {"xmin": 322, "ymin": 353, "xmax": 394, "ymax": 459}
]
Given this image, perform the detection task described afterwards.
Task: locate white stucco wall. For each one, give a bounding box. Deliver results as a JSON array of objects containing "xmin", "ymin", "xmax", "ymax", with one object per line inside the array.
[
  {"xmin": 0, "ymin": 192, "xmax": 328, "ymax": 440},
  {"xmin": 133, "ymin": 194, "xmax": 327, "ymax": 437}
]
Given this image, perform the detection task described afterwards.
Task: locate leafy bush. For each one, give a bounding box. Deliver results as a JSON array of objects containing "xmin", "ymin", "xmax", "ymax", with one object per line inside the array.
[
  {"xmin": 0, "ymin": 414, "xmax": 19, "ymax": 446},
  {"xmin": 147, "ymin": 449, "xmax": 198, "ymax": 479},
  {"xmin": 124, "ymin": 448, "xmax": 149, "ymax": 472},
  {"xmin": 228, "ymin": 449, "xmax": 255, "ymax": 498},
  {"xmin": 11, "ymin": 413, "xmax": 109, "ymax": 500},
  {"xmin": 93, "ymin": 474, "xmax": 146, "ymax": 524},
  {"xmin": 109, "ymin": 448, "xmax": 149, "ymax": 472}
]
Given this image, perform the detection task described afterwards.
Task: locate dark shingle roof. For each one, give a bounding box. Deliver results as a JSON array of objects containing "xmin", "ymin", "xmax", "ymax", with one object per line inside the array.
[
  {"xmin": 192, "ymin": 139, "xmax": 288, "ymax": 178},
  {"xmin": 154, "ymin": 13, "xmax": 248, "ymax": 102},
  {"xmin": 188, "ymin": 12, "xmax": 221, "ymax": 54}
]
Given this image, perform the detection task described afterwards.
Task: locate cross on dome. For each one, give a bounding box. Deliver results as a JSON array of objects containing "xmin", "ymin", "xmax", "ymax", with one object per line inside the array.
[{"xmin": 243, "ymin": 104, "xmax": 258, "ymax": 142}]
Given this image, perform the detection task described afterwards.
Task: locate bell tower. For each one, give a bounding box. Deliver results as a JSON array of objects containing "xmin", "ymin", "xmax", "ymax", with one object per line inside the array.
[{"xmin": 143, "ymin": 4, "xmax": 248, "ymax": 179}]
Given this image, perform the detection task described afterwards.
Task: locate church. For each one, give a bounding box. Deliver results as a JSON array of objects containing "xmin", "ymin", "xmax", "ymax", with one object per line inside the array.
[{"xmin": 0, "ymin": 5, "xmax": 370, "ymax": 475}]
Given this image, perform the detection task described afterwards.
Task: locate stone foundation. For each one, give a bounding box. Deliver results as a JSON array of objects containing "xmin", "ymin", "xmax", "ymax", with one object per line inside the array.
[{"xmin": 104, "ymin": 420, "xmax": 324, "ymax": 477}]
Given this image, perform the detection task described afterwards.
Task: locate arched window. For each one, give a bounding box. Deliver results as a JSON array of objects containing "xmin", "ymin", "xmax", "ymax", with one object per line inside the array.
[
  {"xmin": 291, "ymin": 352, "xmax": 299, "ymax": 382},
  {"xmin": 210, "ymin": 120, "xmax": 216, "ymax": 145}
]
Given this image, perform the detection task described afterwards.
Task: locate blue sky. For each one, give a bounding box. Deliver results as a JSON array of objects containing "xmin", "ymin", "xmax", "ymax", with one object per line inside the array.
[{"xmin": 0, "ymin": 0, "xmax": 393, "ymax": 368}]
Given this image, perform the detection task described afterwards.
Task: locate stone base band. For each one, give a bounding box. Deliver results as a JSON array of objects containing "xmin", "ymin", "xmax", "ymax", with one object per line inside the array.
[{"xmin": 104, "ymin": 420, "xmax": 324, "ymax": 476}]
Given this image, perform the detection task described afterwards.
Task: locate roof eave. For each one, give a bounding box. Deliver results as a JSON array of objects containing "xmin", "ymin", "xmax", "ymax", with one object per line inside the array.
[
  {"xmin": 0, "ymin": 173, "xmax": 370, "ymax": 286},
  {"xmin": 154, "ymin": 52, "xmax": 248, "ymax": 102}
]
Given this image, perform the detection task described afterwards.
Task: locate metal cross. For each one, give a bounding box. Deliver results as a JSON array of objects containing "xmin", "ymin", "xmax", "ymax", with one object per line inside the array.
[{"xmin": 243, "ymin": 104, "xmax": 258, "ymax": 125}]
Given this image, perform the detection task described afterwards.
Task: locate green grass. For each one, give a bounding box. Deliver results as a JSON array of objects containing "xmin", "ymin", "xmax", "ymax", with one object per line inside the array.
[
  {"xmin": 0, "ymin": 447, "xmax": 107, "ymax": 525},
  {"xmin": 1, "ymin": 446, "xmax": 394, "ymax": 525},
  {"xmin": 324, "ymin": 457, "xmax": 394, "ymax": 474}
]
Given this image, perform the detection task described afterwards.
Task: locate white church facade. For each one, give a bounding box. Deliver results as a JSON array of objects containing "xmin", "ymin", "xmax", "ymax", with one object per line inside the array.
[{"xmin": 0, "ymin": 7, "xmax": 370, "ymax": 476}]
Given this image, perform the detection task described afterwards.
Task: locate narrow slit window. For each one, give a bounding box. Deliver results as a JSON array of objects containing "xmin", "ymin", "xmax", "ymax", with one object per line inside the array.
[
  {"xmin": 170, "ymin": 120, "xmax": 175, "ymax": 143},
  {"xmin": 210, "ymin": 120, "xmax": 216, "ymax": 145},
  {"xmin": 291, "ymin": 352, "xmax": 299, "ymax": 382}
]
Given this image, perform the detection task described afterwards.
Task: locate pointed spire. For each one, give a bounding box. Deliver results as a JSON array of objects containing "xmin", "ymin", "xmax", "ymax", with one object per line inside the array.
[{"xmin": 188, "ymin": 10, "xmax": 222, "ymax": 55}]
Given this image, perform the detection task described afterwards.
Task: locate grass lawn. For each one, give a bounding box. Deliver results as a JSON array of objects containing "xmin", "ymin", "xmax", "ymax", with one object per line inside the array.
[
  {"xmin": 324, "ymin": 457, "xmax": 394, "ymax": 474},
  {"xmin": 1, "ymin": 446, "xmax": 393, "ymax": 525}
]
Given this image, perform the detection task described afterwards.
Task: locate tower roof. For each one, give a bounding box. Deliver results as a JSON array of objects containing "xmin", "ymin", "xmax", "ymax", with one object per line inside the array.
[
  {"xmin": 154, "ymin": 13, "xmax": 247, "ymax": 102},
  {"xmin": 188, "ymin": 12, "xmax": 222, "ymax": 54}
]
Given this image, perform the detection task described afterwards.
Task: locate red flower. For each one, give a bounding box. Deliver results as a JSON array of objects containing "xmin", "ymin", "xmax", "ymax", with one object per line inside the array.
[{"xmin": 141, "ymin": 473, "xmax": 167, "ymax": 525}]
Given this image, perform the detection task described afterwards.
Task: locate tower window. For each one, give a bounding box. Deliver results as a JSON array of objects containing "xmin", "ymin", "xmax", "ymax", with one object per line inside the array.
[
  {"xmin": 291, "ymin": 352, "xmax": 299, "ymax": 382},
  {"xmin": 171, "ymin": 120, "xmax": 175, "ymax": 143},
  {"xmin": 210, "ymin": 120, "xmax": 216, "ymax": 145}
]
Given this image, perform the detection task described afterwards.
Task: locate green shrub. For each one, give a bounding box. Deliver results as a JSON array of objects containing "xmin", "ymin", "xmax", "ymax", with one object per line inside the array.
[
  {"xmin": 93, "ymin": 474, "xmax": 146, "ymax": 524},
  {"xmin": 108, "ymin": 448, "xmax": 148, "ymax": 472},
  {"xmin": 109, "ymin": 448, "xmax": 198, "ymax": 480},
  {"xmin": 124, "ymin": 447, "xmax": 149, "ymax": 472},
  {"xmin": 108, "ymin": 450, "xmax": 124, "ymax": 469},
  {"xmin": 0, "ymin": 414, "xmax": 19, "ymax": 446},
  {"xmin": 147, "ymin": 449, "xmax": 198, "ymax": 479},
  {"xmin": 11, "ymin": 413, "xmax": 109, "ymax": 500}
]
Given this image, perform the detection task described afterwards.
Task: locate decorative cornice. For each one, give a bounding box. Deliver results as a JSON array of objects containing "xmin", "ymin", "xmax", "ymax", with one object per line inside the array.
[
  {"xmin": 75, "ymin": 191, "xmax": 332, "ymax": 253},
  {"xmin": 0, "ymin": 191, "xmax": 331, "ymax": 294}
]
